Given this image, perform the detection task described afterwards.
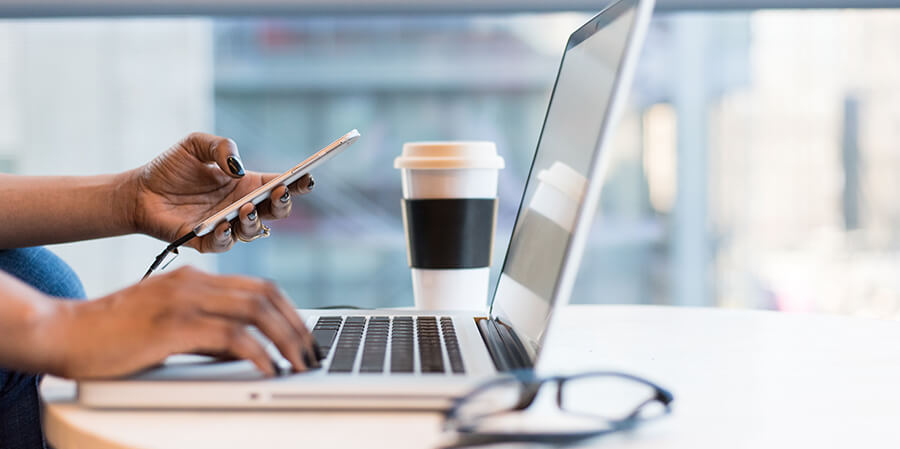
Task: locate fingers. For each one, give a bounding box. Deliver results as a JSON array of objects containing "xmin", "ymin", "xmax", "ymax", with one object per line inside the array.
[
  {"xmin": 191, "ymin": 317, "xmax": 276, "ymax": 377},
  {"xmin": 236, "ymin": 202, "xmax": 262, "ymax": 241},
  {"xmin": 257, "ymin": 281, "xmax": 319, "ymax": 364},
  {"xmin": 192, "ymin": 274, "xmax": 318, "ymax": 371},
  {"xmin": 288, "ymin": 173, "xmax": 315, "ymax": 196},
  {"xmin": 197, "ymin": 221, "xmax": 235, "ymax": 253},
  {"xmin": 288, "ymin": 175, "xmax": 316, "ymax": 195},
  {"xmin": 226, "ymin": 292, "xmax": 306, "ymax": 373},
  {"xmin": 147, "ymin": 267, "xmax": 317, "ymax": 376},
  {"xmin": 255, "ymin": 298, "xmax": 309, "ymax": 371},
  {"xmin": 257, "ymin": 173, "xmax": 314, "ymax": 198},
  {"xmin": 266, "ymin": 185, "xmax": 292, "ymax": 220},
  {"xmin": 255, "ymin": 174, "xmax": 314, "ymax": 220},
  {"xmin": 182, "ymin": 132, "xmax": 246, "ymax": 179}
]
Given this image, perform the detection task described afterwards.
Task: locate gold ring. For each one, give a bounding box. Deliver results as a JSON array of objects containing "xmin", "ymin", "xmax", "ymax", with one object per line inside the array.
[{"xmin": 238, "ymin": 223, "xmax": 271, "ymax": 243}]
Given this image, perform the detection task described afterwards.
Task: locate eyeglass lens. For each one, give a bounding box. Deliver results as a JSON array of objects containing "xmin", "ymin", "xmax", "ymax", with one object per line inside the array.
[
  {"xmin": 450, "ymin": 374, "xmax": 668, "ymax": 436},
  {"xmin": 454, "ymin": 378, "xmax": 524, "ymax": 425},
  {"xmin": 559, "ymin": 375, "xmax": 666, "ymax": 421}
]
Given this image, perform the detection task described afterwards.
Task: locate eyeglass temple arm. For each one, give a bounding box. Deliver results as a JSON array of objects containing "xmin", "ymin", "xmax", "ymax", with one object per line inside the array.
[
  {"xmin": 620, "ymin": 387, "xmax": 675, "ymax": 423},
  {"xmin": 141, "ymin": 230, "xmax": 197, "ymax": 281}
]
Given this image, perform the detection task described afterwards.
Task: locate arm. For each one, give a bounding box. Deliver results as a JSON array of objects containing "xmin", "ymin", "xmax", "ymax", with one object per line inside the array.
[
  {"xmin": 0, "ymin": 132, "xmax": 313, "ymax": 251},
  {"xmin": 0, "ymin": 132, "xmax": 319, "ymax": 378},
  {"xmin": 0, "ymin": 172, "xmax": 137, "ymax": 248},
  {"xmin": 0, "ymin": 267, "xmax": 319, "ymax": 379},
  {"xmin": 0, "ymin": 270, "xmax": 62, "ymax": 373}
]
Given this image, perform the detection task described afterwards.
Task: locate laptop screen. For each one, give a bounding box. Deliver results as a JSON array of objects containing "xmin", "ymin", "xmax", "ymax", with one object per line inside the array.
[{"xmin": 490, "ymin": 0, "xmax": 645, "ymax": 354}]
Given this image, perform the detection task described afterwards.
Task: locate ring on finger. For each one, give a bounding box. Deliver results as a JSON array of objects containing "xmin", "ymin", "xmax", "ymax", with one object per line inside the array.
[{"xmin": 238, "ymin": 223, "xmax": 271, "ymax": 243}]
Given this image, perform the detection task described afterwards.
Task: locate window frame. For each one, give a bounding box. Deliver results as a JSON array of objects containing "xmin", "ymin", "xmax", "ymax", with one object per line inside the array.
[{"xmin": 0, "ymin": 0, "xmax": 897, "ymax": 18}]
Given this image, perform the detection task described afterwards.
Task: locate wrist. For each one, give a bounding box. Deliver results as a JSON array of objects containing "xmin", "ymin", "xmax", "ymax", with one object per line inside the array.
[
  {"xmin": 30, "ymin": 298, "xmax": 79, "ymax": 377},
  {"xmin": 113, "ymin": 168, "xmax": 142, "ymax": 235},
  {"xmin": 9, "ymin": 292, "xmax": 78, "ymax": 377}
]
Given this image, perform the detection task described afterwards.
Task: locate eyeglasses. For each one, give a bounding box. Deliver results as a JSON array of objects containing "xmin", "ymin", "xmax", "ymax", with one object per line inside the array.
[{"xmin": 441, "ymin": 370, "xmax": 674, "ymax": 448}]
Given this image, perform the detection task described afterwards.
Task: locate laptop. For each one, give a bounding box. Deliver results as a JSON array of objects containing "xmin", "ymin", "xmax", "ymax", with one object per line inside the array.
[{"xmin": 78, "ymin": 0, "xmax": 654, "ymax": 410}]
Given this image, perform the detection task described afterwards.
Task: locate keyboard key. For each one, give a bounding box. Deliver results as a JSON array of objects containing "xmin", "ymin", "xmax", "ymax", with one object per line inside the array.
[
  {"xmin": 311, "ymin": 329, "xmax": 338, "ymax": 353},
  {"xmin": 417, "ymin": 317, "xmax": 444, "ymax": 373},
  {"xmin": 360, "ymin": 319, "xmax": 388, "ymax": 373},
  {"xmin": 390, "ymin": 317, "xmax": 414, "ymax": 373},
  {"xmin": 441, "ymin": 317, "xmax": 465, "ymax": 374},
  {"xmin": 312, "ymin": 317, "xmax": 343, "ymax": 356},
  {"xmin": 329, "ymin": 318, "xmax": 364, "ymax": 373}
]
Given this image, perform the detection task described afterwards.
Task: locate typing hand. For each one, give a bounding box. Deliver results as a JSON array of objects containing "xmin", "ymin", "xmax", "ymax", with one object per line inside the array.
[{"xmin": 40, "ymin": 266, "xmax": 317, "ymax": 379}]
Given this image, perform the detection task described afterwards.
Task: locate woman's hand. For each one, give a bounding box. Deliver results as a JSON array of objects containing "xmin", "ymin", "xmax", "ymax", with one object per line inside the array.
[
  {"xmin": 39, "ymin": 266, "xmax": 318, "ymax": 379},
  {"xmin": 127, "ymin": 132, "xmax": 315, "ymax": 253}
]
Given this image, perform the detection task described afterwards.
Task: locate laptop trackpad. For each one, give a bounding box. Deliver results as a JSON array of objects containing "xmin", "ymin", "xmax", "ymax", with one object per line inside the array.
[{"xmin": 129, "ymin": 355, "xmax": 267, "ymax": 381}]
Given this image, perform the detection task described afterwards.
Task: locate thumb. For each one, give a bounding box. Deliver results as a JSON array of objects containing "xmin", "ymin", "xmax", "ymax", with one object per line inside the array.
[{"xmin": 182, "ymin": 132, "xmax": 246, "ymax": 179}]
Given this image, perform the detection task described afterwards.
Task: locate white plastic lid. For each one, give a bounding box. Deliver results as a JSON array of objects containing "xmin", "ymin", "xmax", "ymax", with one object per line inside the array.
[
  {"xmin": 395, "ymin": 141, "xmax": 505, "ymax": 170},
  {"xmin": 537, "ymin": 161, "xmax": 587, "ymax": 202}
]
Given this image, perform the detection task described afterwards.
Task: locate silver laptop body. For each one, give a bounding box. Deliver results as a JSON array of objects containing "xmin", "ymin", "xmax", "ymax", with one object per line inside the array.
[{"xmin": 78, "ymin": 0, "xmax": 654, "ymax": 410}]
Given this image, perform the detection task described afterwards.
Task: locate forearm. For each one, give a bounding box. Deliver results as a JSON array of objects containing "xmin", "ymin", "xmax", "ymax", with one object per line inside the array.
[
  {"xmin": 0, "ymin": 171, "xmax": 138, "ymax": 248},
  {"xmin": 0, "ymin": 271, "xmax": 68, "ymax": 375}
]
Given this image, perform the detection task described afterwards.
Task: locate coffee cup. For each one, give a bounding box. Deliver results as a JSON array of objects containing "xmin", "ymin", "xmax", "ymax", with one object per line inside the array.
[{"xmin": 395, "ymin": 141, "xmax": 505, "ymax": 310}]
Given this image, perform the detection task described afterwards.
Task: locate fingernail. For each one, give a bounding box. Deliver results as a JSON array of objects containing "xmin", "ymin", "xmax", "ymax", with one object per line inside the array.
[
  {"xmin": 302, "ymin": 349, "xmax": 320, "ymax": 369},
  {"xmin": 307, "ymin": 176, "xmax": 315, "ymax": 190},
  {"xmin": 227, "ymin": 156, "xmax": 245, "ymax": 177},
  {"xmin": 247, "ymin": 209, "xmax": 257, "ymax": 221},
  {"xmin": 222, "ymin": 227, "xmax": 231, "ymax": 239},
  {"xmin": 271, "ymin": 360, "xmax": 281, "ymax": 377},
  {"xmin": 302, "ymin": 350, "xmax": 312, "ymax": 367},
  {"xmin": 280, "ymin": 190, "xmax": 290, "ymax": 203}
]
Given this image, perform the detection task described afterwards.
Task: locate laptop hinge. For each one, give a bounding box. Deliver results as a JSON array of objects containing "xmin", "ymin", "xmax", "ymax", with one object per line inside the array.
[{"xmin": 475, "ymin": 317, "xmax": 533, "ymax": 372}]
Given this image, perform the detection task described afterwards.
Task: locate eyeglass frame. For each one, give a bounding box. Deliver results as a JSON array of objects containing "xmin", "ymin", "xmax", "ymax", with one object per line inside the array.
[{"xmin": 442, "ymin": 370, "xmax": 674, "ymax": 446}]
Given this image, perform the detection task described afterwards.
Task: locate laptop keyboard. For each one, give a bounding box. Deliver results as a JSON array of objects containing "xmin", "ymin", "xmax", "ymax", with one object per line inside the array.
[{"xmin": 312, "ymin": 316, "xmax": 464, "ymax": 375}]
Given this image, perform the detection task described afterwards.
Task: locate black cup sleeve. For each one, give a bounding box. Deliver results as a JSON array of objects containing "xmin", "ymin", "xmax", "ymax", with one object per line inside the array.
[{"xmin": 402, "ymin": 198, "xmax": 497, "ymax": 269}]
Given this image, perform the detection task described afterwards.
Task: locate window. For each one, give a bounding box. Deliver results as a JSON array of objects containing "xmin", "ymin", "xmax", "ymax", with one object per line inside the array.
[{"xmin": 3, "ymin": 9, "xmax": 900, "ymax": 318}]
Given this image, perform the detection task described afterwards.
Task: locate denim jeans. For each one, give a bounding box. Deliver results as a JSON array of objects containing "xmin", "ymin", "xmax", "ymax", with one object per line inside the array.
[{"xmin": 0, "ymin": 247, "xmax": 85, "ymax": 449}]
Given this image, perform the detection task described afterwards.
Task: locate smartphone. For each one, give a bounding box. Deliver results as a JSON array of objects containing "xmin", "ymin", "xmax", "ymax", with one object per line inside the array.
[{"xmin": 192, "ymin": 129, "xmax": 360, "ymax": 237}]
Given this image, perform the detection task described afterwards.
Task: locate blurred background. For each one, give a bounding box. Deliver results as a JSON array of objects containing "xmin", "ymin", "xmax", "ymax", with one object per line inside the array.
[{"xmin": 2, "ymin": 0, "xmax": 900, "ymax": 319}]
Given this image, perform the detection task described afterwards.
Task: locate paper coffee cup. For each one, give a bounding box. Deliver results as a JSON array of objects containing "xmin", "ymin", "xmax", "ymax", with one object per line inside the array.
[{"xmin": 395, "ymin": 142, "xmax": 504, "ymax": 311}]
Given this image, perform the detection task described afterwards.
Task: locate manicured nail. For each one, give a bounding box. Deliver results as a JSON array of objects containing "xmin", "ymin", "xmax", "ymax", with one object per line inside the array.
[
  {"xmin": 222, "ymin": 227, "xmax": 231, "ymax": 239},
  {"xmin": 271, "ymin": 360, "xmax": 281, "ymax": 376},
  {"xmin": 227, "ymin": 156, "xmax": 245, "ymax": 177},
  {"xmin": 280, "ymin": 190, "xmax": 290, "ymax": 203},
  {"xmin": 302, "ymin": 349, "xmax": 320, "ymax": 369},
  {"xmin": 307, "ymin": 176, "xmax": 315, "ymax": 190},
  {"xmin": 302, "ymin": 350, "xmax": 313, "ymax": 367},
  {"xmin": 247, "ymin": 209, "xmax": 257, "ymax": 221}
]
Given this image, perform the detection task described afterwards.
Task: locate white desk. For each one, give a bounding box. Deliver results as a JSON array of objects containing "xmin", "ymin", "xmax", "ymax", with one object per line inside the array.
[{"xmin": 42, "ymin": 305, "xmax": 900, "ymax": 448}]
